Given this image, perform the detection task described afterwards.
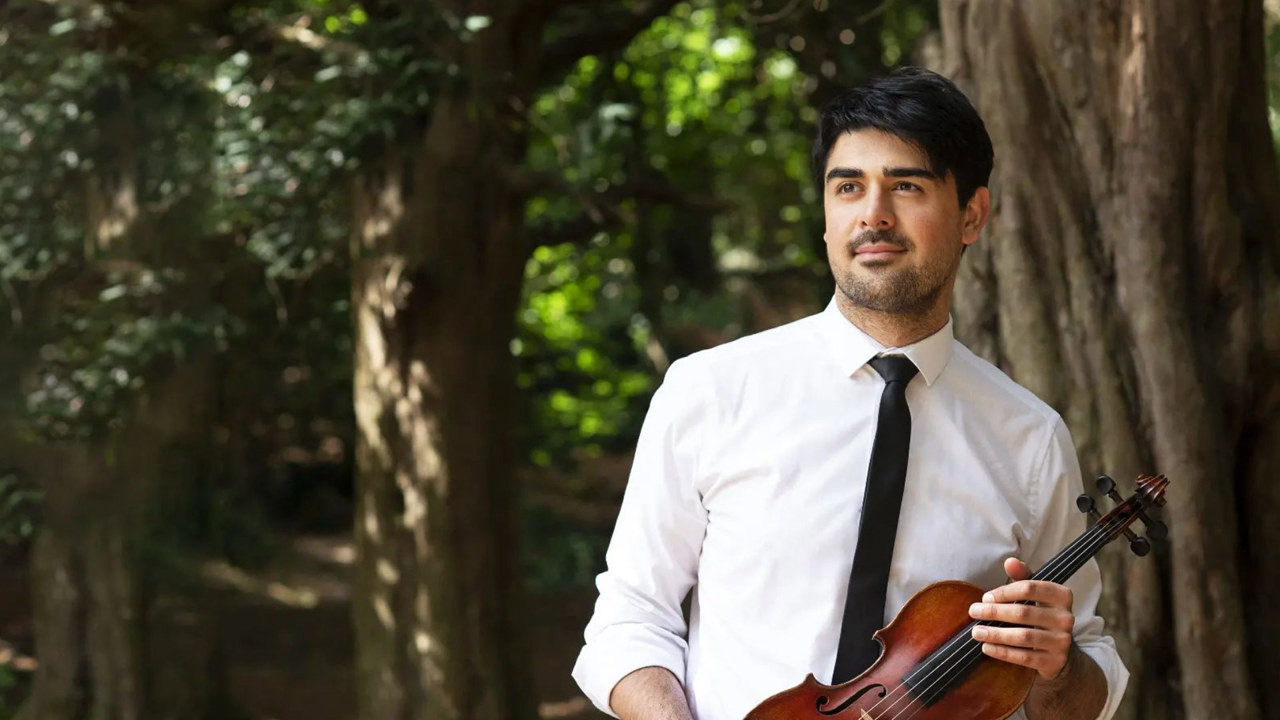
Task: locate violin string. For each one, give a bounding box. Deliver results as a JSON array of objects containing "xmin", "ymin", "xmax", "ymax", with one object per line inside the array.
[
  {"xmin": 838, "ymin": 495, "xmax": 1133, "ymax": 720},
  {"xmin": 873, "ymin": 507, "xmax": 1132, "ymax": 720},
  {"xmin": 843, "ymin": 515, "xmax": 1118, "ymax": 720},
  {"xmin": 886, "ymin": 518, "xmax": 1125, "ymax": 720},
  {"xmin": 849, "ymin": 505, "xmax": 1132, "ymax": 720},
  {"xmin": 883, "ymin": 508, "xmax": 1128, "ymax": 720},
  {"xmin": 885, "ymin": 515, "xmax": 1126, "ymax": 717},
  {"xmin": 865, "ymin": 511, "xmax": 1124, "ymax": 720}
]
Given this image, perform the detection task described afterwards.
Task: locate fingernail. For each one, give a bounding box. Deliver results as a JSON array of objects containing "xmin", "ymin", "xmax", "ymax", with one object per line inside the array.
[
  {"xmin": 969, "ymin": 603, "xmax": 983, "ymax": 617},
  {"xmin": 982, "ymin": 593, "xmax": 994, "ymax": 603},
  {"xmin": 972, "ymin": 627, "xmax": 987, "ymax": 640}
]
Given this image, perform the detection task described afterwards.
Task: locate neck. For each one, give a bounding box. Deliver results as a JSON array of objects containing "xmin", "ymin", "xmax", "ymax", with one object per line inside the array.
[{"xmin": 833, "ymin": 291, "xmax": 951, "ymax": 348}]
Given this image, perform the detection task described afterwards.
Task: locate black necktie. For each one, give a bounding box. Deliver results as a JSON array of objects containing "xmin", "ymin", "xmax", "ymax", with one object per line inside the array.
[{"xmin": 832, "ymin": 354, "xmax": 919, "ymax": 683}]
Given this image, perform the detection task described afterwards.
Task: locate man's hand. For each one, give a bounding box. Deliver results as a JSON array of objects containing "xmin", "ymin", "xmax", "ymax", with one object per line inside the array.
[
  {"xmin": 967, "ymin": 559, "xmax": 1109, "ymax": 720},
  {"xmin": 967, "ymin": 557, "xmax": 1074, "ymax": 680}
]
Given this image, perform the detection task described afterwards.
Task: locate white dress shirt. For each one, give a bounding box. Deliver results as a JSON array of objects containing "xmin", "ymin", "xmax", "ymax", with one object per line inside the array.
[{"xmin": 572, "ymin": 298, "xmax": 1128, "ymax": 720}]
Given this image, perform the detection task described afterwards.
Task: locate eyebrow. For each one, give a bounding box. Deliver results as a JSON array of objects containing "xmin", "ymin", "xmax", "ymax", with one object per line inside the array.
[{"xmin": 825, "ymin": 166, "xmax": 940, "ymax": 182}]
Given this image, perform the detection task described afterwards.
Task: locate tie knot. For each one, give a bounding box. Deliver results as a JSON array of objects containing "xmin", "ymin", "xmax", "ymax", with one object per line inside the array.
[{"xmin": 869, "ymin": 355, "xmax": 918, "ymax": 385}]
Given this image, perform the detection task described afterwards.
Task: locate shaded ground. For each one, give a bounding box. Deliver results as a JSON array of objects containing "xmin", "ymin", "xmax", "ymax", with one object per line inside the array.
[{"xmin": 0, "ymin": 535, "xmax": 607, "ymax": 720}]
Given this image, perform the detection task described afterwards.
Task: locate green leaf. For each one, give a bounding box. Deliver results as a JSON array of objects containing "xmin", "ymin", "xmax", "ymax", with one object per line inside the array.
[{"xmin": 49, "ymin": 19, "xmax": 77, "ymax": 36}]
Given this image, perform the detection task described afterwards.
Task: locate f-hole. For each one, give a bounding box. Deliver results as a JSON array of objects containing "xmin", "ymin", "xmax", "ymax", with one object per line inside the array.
[{"xmin": 816, "ymin": 683, "xmax": 887, "ymax": 716}]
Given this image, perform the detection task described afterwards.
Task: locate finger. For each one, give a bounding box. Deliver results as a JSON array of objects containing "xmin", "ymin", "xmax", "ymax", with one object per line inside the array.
[
  {"xmin": 978, "ymin": 643, "xmax": 1062, "ymax": 677},
  {"xmin": 982, "ymin": 580, "xmax": 1074, "ymax": 610},
  {"xmin": 969, "ymin": 602, "xmax": 1076, "ymax": 632},
  {"xmin": 971, "ymin": 625, "xmax": 1071, "ymax": 653},
  {"xmin": 1004, "ymin": 557, "xmax": 1032, "ymax": 582}
]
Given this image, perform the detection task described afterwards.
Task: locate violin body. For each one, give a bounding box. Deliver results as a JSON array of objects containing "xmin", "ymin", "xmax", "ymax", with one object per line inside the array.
[{"xmin": 745, "ymin": 581, "xmax": 1034, "ymax": 720}]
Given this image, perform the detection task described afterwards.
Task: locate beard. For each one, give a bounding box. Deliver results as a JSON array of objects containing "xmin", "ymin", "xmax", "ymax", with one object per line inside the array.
[{"xmin": 833, "ymin": 229, "xmax": 957, "ymax": 316}]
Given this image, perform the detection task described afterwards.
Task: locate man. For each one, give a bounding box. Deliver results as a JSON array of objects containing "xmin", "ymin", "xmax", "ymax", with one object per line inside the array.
[{"xmin": 572, "ymin": 67, "xmax": 1128, "ymax": 720}]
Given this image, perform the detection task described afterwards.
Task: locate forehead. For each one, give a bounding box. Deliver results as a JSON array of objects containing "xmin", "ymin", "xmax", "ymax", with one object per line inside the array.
[{"xmin": 826, "ymin": 128, "xmax": 931, "ymax": 172}]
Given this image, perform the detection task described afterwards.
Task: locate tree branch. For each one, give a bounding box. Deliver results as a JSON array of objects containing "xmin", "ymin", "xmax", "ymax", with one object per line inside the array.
[
  {"xmin": 744, "ymin": 0, "xmax": 805, "ymax": 24},
  {"xmin": 524, "ymin": 175, "xmax": 731, "ymax": 252},
  {"xmin": 537, "ymin": 0, "xmax": 683, "ymax": 85},
  {"xmin": 526, "ymin": 213, "xmax": 620, "ymax": 253}
]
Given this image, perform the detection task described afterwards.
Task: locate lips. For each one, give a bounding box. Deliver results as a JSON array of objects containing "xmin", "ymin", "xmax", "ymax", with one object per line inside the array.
[{"xmin": 854, "ymin": 243, "xmax": 906, "ymax": 261}]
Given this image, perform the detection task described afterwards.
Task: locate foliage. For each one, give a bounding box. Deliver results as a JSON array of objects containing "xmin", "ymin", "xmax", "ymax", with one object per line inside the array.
[
  {"xmin": 517, "ymin": 0, "xmax": 824, "ymax": 471},
  {"xmin": 0, "ymin": 661, "xmax": 14, "ymax": 719},
  {"xmin": 0, "ymin": 473, "xmax": 39, "ymax": 546},
  {"xmin": 0, "ymin": 3, "xmax": 230, "ymax": 441},
  {"xmin": 0, "ymin": 0, "xmax": 939, "ymax": 593},
  {"xmin": 25, "ymin": 274, "xmax": 237, "ymax": 440}
]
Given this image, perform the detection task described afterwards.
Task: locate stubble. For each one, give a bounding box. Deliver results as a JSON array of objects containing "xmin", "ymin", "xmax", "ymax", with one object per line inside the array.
[{"xmin": 834, "ymin": 229, "xmax": 959, "ymax": 317}]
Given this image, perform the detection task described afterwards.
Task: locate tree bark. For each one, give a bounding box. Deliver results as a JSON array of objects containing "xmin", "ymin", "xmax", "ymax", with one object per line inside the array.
[
  {"xmin": 18, "ymin": 364, "xmax": 218, "ymax": 720},
  {"xmin": 349, "ymin": 7, "xmax": 544, "ymax": 720},
  {"xmin": 351, "ymin": 140, "xmax": 533, "ymax": 720},
  {"xmin": 349, "ymin": 1, "xmax": 691, "ymax": 716},
  {"xmin": 940, "ymin": 2, "xmax": 1280, "ymax": 719}
]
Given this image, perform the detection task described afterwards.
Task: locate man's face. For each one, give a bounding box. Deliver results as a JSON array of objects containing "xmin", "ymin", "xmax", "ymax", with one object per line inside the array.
[{"xmin": 821, "ymin": 128, "xmax": 987, "ymax": 317}]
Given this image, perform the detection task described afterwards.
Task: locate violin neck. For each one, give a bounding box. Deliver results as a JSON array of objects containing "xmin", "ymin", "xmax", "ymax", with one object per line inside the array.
[{"xmin": 1028, "ymin": 495, "xmax": 1142, "ymax": 585}]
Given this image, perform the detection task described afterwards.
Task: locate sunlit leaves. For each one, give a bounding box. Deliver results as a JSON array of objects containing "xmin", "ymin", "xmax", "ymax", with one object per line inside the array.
[
  {"xmin": 517, "ymin": 240, "xmax": 653, "ymax": 467},
  {"xmin": 23, "ymin": 268, "xmax": 238, "ymax": 440},
  {"xmin": 516, "ymin": 0, "xmax": 824, "ymax": 481},
  {"xmin": 0, "ymin": 17, "xmax": 112, "ymax": 277}
]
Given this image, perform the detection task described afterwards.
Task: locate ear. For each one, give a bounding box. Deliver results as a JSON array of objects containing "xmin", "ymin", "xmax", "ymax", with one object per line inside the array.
[{"xmin": 961, "ymin": 186, "xmax": 991, "ymax": 247}]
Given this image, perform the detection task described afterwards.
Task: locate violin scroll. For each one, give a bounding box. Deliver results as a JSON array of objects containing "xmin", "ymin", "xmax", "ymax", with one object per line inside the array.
[{"xmin": 1075, "ymin": 474, "xmax": 1169, "ymax": 557}]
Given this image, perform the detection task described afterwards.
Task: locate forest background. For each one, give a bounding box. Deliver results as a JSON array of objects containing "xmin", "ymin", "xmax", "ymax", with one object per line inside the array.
[{"xmin": 0, "ymin": 1, "xmax": 1278, "ymax": 720}]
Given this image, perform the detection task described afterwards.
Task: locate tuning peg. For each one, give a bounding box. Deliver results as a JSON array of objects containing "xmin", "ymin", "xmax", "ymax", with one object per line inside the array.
[
  {"xmin": 1128, "ymin": 536, "xmax": 1151, "ymax": 556},
  {"xmin": 1076, "ymin": 493, "xmax": 1100, "ymax": 524},
  {"xmin": 1095, "ymin": 475, "xmax": 1124, "ymax": 505},
  {"xmin": 1076, "ymin": 493, "xmax": 1095, "ymax": 513},
  {"xmin": 1113, "ymin": 524, "xmax": 1148, "ymax": 554},
  {"xmin": 1145, "ymin": 520, "xmax": 1168, "ymax": 540}
]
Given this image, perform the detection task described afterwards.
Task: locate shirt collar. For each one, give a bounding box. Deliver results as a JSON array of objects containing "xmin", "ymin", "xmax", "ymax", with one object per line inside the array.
[{"xmin": 816, "ymin": 296, "xmax": 954, "ymax": 386}]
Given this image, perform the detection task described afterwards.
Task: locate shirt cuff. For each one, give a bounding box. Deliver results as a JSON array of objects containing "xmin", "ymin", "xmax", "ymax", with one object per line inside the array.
[
  {"xmin": 1076, "ymin": 639, "xmax": 1130, "ymax": 720},
  {"xmin": 571, "ymin": 623, "xmax": 689, "ymax": 718}
]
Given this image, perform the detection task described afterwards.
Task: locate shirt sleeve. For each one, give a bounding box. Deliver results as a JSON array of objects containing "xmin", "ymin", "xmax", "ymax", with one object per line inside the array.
[
  {"xmin": 571, "ymin": 357, "xmax": 714, "ymax": 717},
  {"xmin": 1023, "ymin": 416, "xmax": 1130, "ymax": 720}
]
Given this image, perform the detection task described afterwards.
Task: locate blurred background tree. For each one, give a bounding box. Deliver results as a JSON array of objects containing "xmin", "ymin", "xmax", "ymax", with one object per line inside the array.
[{"xmin": 0, "ymin": 1, "xmax": 1275, "ymax": 720}]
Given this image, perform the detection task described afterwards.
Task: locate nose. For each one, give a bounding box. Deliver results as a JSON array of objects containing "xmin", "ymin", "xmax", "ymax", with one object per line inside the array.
[{"xmin": 859, "ymin": 186, "xmax": 895, "ymax": 230}]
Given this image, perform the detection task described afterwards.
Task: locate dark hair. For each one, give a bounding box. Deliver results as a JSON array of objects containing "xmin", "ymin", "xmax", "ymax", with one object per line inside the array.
[{"xmin": 811, "ymin": 67, "xmax": 994, "ymax": 207}]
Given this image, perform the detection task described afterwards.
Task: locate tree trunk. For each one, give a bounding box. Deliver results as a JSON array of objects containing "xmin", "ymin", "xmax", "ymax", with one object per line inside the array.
[
  {"xmin": 351, "ymin": 131, "xmax": 534, "ymax": 720},
  {"xmin": 349, "ymin": 10, "xmax": 543, "ymax": 720},
  {"xmin": 16, "ymin": 74, "xmax": 223, "ymax": 719},
  {"xmin": 20, "ymin": 447, "xmax": 150, "ymax": 720},
  {"xmin": 18, "ymin": 365, "xmax": 219, "ymax": 720},
  {"xmin": 940, "ymin": 2, "xmax": 1280, "ymax": 719}
]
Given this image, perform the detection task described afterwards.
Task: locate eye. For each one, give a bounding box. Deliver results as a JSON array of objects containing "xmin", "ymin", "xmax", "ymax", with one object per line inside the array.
[
  {"xmin": 836, "ymin": 182, "xmax": 859, "ymax": 194},
  {"xmin": 893, "ymin": 181, "xmax": 921, "ymax": 192}
]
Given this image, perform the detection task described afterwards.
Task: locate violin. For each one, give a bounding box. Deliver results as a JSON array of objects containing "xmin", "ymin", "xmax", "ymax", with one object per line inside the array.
[{"xmin": 744, "ymin": 474, "xmax": 1169, "ymax": 720}]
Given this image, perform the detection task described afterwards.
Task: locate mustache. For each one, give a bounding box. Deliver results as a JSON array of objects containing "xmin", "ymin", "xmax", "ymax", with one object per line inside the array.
[{"xmin": 847, "ymin": 229, "xmax": 913, "ymax": 253}]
